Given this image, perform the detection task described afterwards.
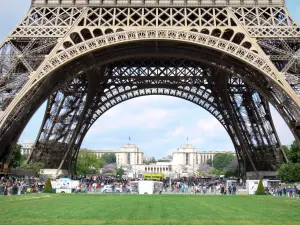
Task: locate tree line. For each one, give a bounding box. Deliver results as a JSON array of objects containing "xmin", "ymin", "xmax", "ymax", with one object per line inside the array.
[
  {"xmin": 8, "ymin": 147, "xmax": 119, "ymax": 177},
  {"xmin": 277, "ymin": 141, "xmax": 300, "ymax": 183},
  {"xmin": 8, "ymin": 141, "xmax": 300, "ymax": 182},
  {"xmin": 197, "ymin": 152, "xmax": 238, "ymax": 177}
]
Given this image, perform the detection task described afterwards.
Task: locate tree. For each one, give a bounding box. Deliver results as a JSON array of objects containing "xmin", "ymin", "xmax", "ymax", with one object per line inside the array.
[
  {"xmin": 101, "ymin": 153, "xmax": 116, "ymax": 164},
  {"xmin": 21, "ymin": 162, "xmax": 45, "ymax": 176},
  {"xmin": 277, "ymin": 163, "xmax": 300, "ymax": 183},
  {"xmin": 43, "ymin": 178, "xmax": 53, "ymax": 193},
  {"xmin": 157, "ymin": 159, "xmax": 171, "ymax": 162},
  {"xmin": 9, "ymin": 144, "xmax": 22, "ymax": 168},
  {"xmin": 77, "ymin": 150, "xmax": 105, "ymax": 176},
  {"xmin": 198, "ymin": 162, "xmax": 213, "ymax": 174},
  {"xmin": 143, "ymin": 160, "xmax": 150, "ymax": 165},
  {"xmin": 285, "ymin": 141, "xmax": 300, "ymax": 163},
  {"xmin": 206, "ymin": 159, "xmax": 212, "ymax": 166},
  {"xmin": 210, "ymin": 168, "xmax": 224, "ymax": 175},
  {"xmin": 150, "ymin": 157, "xmax": 156, "ymax": 163},
  {"xmin": 255, "ymin": 179, "xmax": 266, "ymax": 195},
  {"xmin": 20, "ymin": 154, "xmax": 29, "ymax": 167},
  {"xmin": 224, "ymin": 158, "xmax": 239, "ymax": 177},
  {"xmin": 116, "ymin": 167, "xmax": 125, "ymax": 177},
  {"xmin": 212, "ymin": 153, "xmax": 235, "ymax": 171}
]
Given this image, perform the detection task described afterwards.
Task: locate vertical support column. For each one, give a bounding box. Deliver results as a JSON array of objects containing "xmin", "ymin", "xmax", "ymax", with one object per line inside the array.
[
  {"xmin": 29, "ymin": 75, "xmax": 88, "ymax": 169},
  {"xmin": 212, "ymin": 71, "xmax": 259, "ymax": 177}
]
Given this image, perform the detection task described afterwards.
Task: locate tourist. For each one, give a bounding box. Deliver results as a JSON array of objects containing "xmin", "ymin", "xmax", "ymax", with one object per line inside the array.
[
  {"xmin": 232, "ymin": 185, "xmax": 236, "ymax": 195},
  {"xmin": 220, "ymin": 185, "xmax": 225, "ymax": 195}
]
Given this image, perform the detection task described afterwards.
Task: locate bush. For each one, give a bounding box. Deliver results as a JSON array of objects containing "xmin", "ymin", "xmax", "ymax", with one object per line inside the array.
[
  {"xmin": 277, "ymin": 163, "xmax": 300, "ymax": 183},
  {"xmin": 255, "ymin": 179, "xmax": 266, "ymax": 195},
  {"xmin": 43, "ymin": 178, "xmax": 53, "ymax": 193}
]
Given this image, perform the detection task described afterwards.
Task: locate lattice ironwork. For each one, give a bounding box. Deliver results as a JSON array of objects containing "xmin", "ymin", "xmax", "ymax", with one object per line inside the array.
[
  {"xmin": 0, "ymin": 0, "xmax": 299, "ymax": 178},
  {"xmin": 25, "ymin": 57, "xmax": 286, "ymax": 174},
  {"xmin": 31, "ymin": 0, "xmax": 286, "ymax": 7},
  {"xmin": 258, "ymin": 38, "xmax": 300, "ymax": 94}
]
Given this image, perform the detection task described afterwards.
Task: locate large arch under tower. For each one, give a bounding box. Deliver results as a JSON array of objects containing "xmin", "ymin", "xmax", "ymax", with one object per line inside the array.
[{"xmin": 0, "ymin": 0, "xmax": 299, "ymax": 178}]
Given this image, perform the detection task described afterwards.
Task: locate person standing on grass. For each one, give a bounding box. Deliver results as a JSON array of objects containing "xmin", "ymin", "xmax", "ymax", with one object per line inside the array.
[
  {"xmin": 174, "ymin": 183, "xmax": 178, "ymax": 193},
  {"xmin": 228, "ymin": 186, "xmax": 232, "ymax": 195},
  {"xmin": 17, "ymin": 183, "xmax": 22, "ymax": 195},
  {"xmin": 193, "ymin": 184, "xmax": 197, "ymax": 194},
  {"xmin": 232, "ymin": 185, "xmax": 236, "ymax": 195},
  {"xmin": 203, "ymin": 185, "xmax": 207, "ymax": 195},
  {"xmin": 283, "ymin": 186, "xmax": 286, "ymax": 196},
  {"xmin": 288, "ymin": 186, "xmax": 292, "ymax": 197},
  {"xmin": 278, "ymin": 186, "xmax": 282, "ymax": 196},
  {"xmin": 181, "ymin": 183, "xmax": 185, "ymax": 193},
  {"xmin": 112, "ymin": 184, "xmax": 115, "ymax": 194},
  {"xmin": 220, "ymin": 185, "xmax": 224, "ymax": 195},
  {"xmin": 292, "ymin": 186, "xmax": 296, "ymax": 198}
]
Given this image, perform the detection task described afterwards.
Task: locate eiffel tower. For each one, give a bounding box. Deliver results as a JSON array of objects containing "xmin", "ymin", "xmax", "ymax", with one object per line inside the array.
[{"xmin": 0, "ymin": 0, "xmax": 299, "ymax": 178}]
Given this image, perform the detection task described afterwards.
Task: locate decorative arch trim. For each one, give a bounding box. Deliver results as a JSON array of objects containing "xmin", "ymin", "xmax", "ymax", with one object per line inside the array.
[
  {"xmin": 1, "ymin": 29, "xmax": 299, "ymax": 129},
  {"xmin": 88, "ymin": 86, "xmax": 227, "ymax": 130}
]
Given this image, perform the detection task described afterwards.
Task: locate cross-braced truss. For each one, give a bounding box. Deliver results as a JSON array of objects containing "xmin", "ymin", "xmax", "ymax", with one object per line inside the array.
[
  {"xmin": 26, "ymin": 58, "xmax": 285, "ymax": 175},
  {"xmin": 0, "ymin": 0, "xmax": 299, "ymax": 177}
]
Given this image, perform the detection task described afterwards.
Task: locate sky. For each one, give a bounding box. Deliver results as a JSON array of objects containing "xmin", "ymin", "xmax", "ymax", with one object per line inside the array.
[{"xmin": 0, "ymin": 0, "xmax": 299, "ymax": 158}]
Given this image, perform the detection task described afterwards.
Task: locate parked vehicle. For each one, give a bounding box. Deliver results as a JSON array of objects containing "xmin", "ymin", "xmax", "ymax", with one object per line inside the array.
[
  {"xmin": 51, "ymin": 178, "xmax": 79, "ymax": 193},
  {"xmin": 129, "ymin": 181, "xmax": 163, "ymax": 194},
  {"xmin": 101, "ymin": 185, "xmax": 121, "ymax": 193}
]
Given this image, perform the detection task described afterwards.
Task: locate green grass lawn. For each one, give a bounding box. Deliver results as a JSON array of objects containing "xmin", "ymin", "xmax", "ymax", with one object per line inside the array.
[{"xmin": 0, "ymin": 194, "xmax": 300, "ymax": 225}]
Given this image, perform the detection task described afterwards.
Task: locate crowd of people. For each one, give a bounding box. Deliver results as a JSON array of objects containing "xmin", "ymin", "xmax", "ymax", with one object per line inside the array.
[
  {"xmin": 77, "ymin": 176, "xmax": 237, "ymax": 194},
  {"xmin": 0, "ymin": 174, "xmax": 299, "ymax": 198},
  {"xmin": 0, "ymin": 175, "xmax": 44, "ymax": 195},
  {"xmin": 266, "ymin": 185, "xmax": 299, "ymax": 198}
]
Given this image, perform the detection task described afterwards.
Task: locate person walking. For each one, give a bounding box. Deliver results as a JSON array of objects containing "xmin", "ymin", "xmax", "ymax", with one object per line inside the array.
[
  {"xmin": 221, "ymin": 185, "xmax": 225, "ymax": 195},
  {"xmin": 112, "ymin": 184, "xmax": 115, "ymax": 194}
]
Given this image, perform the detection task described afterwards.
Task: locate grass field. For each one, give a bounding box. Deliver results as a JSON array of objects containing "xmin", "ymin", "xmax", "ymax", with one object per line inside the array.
[{"xmin": 0, "ymin": 194, "xmax": 300, "ymax": 225}]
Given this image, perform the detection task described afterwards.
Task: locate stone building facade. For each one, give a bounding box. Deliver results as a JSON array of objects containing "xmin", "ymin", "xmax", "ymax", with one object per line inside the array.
[
  {"xmin": 131, "ymin": 144, "xmax": 234, "ymax": 178},
  {"xmin": 81, "ymin": 144, "xmax": 144, "ymax": 167},
  {"xmin": 20, "ymin": 143, "xmax": 33, "ymax": 155}
]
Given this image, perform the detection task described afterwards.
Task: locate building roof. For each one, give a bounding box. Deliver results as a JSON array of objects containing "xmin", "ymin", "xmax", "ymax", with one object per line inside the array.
[
  {"xmin": 31, "ymin": 0, "xmax": 285, "ymax": 7},
  {"xmin": 119, "ymin": 144, "xmax": 140, "ymax": 152},
  {"xmin": 176, "ymin": 144, "xmax": 197, "ymax": 153},
  {"xmin": 80, "ymin": 148, "xmax": 116, "ymax": 153}
]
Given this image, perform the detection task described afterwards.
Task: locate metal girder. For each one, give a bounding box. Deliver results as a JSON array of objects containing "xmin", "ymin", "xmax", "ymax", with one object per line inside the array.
[
  {"xmin": 31, "ymin": 0, "xmax": 286, "ymax": 7},
  {"xmin": 258, "ymin": 38, "xmax": 300, "ymax": 94},
  {"xmin": 28, "ymin": 76, "xmax": 88, "ymax": 169},
  {"xmin": 25, "ymin": 57, "xmax": 287, "ymax": 175},
  {"xmin": 0, "ymin": 0, "xmax": 299, "ymax": 178}
]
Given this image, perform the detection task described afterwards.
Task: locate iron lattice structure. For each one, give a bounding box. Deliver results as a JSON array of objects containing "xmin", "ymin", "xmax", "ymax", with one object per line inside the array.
[{"xmin": 0, "ymin": 0, "xmax": 300, "ymax": 177}]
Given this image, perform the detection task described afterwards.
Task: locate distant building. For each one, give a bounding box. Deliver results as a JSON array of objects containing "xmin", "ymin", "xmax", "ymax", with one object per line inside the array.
[
  {"xmin": 116, "ymin": 144, "xmax": 144, "ymax": 167},
  {"xmin": 132, "ymin": 144, "xmax": 235, "ymax": 178},
  {"xmin": 80, "ymin": 144, "xmax": 144, "ymax": 167},
  {"xmin": 19, "ymin": 142, "xmax": 233, "ymax": 177},
  {"xmin": 81, "ymin": 149, "xmax": 116, "ymax": 159},
  {"xmin": 20, "ymin": 143, "xmax": 33, "ymax": 155},
  {"xmin": 166, "ymin": 155, "xmax": 173, "ymax": 161},
  {"xmin": 143, "ymin": 157, "xmax": 151, "ymax": 162}
]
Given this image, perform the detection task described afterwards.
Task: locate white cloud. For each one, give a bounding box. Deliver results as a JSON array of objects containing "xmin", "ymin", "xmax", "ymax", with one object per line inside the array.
[
  {"xmin": 270, "ymin": 105, "xmax": 294, "ymax": 145},
  {"xmin": 87, "ymin": 107, "xmax": 180, "ymax": 138},
  {"xmin": 189, "ymin": 137, "xmax": 205, "ymax": 144},
  {"xmin": 165, "ymin": 149, "xmax": 177, "ymax": 156},
  {"xmin": 196, "ymin": 118, "xmax": 224, "ymax": 135},
  {"xmin": 167, "ymin": 126, "xmax": 184, "ymax": 136}
]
